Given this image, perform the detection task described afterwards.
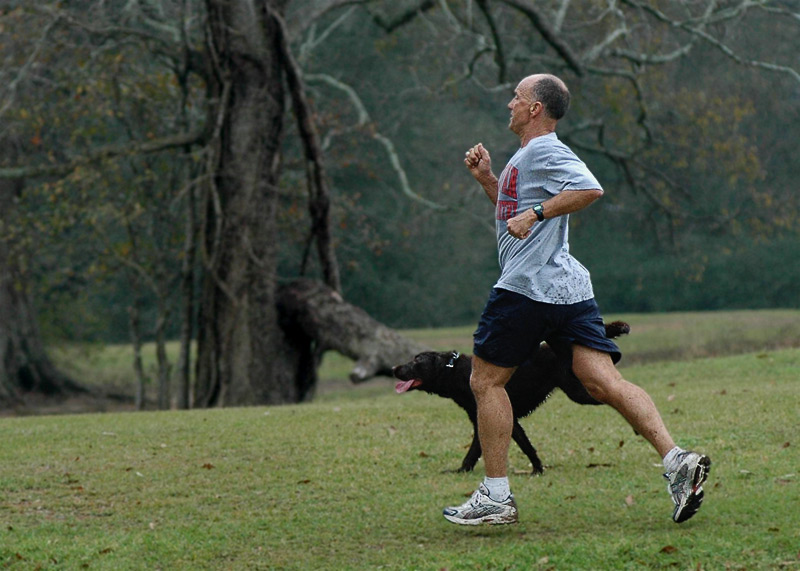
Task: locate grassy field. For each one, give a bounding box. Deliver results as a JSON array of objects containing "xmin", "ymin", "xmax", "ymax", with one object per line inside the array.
[{"xmin": 1, "ymin": 310, "xmax": 799, "ymax": 569}]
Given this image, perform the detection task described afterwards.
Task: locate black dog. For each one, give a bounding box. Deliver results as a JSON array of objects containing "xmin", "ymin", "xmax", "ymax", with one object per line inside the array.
[{"xmin": 392, "ymin": 321, "xmax": 630, "ymax": 474}]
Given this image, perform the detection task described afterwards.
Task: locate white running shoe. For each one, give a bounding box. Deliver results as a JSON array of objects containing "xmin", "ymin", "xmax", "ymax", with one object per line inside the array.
[
  {"xmin": 442, "ymin": 483, "xmax": 519, "ymax": 525},
  {"xmin": 665, "ymin": 451, "xmax": 712, "ymax": 523}
]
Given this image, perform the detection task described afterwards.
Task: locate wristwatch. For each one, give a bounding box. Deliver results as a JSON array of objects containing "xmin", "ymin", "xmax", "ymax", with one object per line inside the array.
[{"xmin": 532, "ymin": 203, "xmax": 545, "ymax": 222}]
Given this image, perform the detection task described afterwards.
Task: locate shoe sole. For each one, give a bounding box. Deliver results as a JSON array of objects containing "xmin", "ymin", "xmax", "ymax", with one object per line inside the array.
[
  {"xmin": 673, "ymin": 455, "xmax": 712, "ymax": 523},
  {"xmin": 443, "ymin": 512, "xmax": 519, "ymax": 526}
]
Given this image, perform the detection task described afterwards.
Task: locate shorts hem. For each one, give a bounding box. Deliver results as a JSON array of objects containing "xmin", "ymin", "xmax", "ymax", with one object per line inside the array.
[
  {"xmin": 471, "ymin": 346, "xmax": 520, "ymax": 369},
  {"xmin": 569, "ymin": 341, "xmax": 622, "ymax": 365}
]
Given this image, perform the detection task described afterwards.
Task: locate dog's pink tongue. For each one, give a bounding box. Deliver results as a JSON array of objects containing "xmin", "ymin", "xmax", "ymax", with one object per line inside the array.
[{"xmin": 395, "ymin": 380, "xmax": 417, "ymax": 394}]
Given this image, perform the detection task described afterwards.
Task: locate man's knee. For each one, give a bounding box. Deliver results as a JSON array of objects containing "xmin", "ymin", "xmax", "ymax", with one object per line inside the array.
[
  {"xmin": 469, "ymin": 356, "xmax": 515, "ymax": 397},
  {"xmin": 572, "ymin": 345, "xmax": 623, "ymax": 403},
  {"xmin": 469, "ymin": 373, "xmax": 488, "ymax": 398},
  {"xmin": 469, "ymin": 370, "xmax": 506, "ymax": 398}
]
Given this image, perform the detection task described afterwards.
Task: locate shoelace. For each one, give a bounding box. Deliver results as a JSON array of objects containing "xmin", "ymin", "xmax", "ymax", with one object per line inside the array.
[
  {"xmin": 469, "ymin": 490, "xmax": 485, "ymax": 507},
  {"xmin": 664, "ymin": 468, "xmax": 689, "ymax": 505}
]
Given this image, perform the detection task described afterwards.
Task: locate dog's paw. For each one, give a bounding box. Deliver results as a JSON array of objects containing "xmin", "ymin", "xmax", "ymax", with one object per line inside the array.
[{"xmin": 442, "ymin": 466, "xmax": 475, "ymax": 475}]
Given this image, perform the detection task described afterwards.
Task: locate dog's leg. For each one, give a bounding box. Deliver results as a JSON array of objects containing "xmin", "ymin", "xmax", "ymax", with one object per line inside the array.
[
  {"xmin": 453, "ymin": 428, "xmax": 482, "ymax": 473},
  {"xmin": 510, "ymin": 420, "xmax": 544, "ymax": 475}
]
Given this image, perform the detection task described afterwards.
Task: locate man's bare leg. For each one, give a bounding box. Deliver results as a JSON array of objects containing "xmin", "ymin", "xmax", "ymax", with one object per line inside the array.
[
  {"xmin": 442, "ymin": 355, "xmax": 520, "ymax": 525},
  {"xmin": 571, "ymin": 344, "xmax": 675, "ymax": 456},
  {"xmin": 571, "ymin": 344, "xmax": 711, "ymax": 523},
  {"xmin": 469, "ymin": 355, "xmax": 517, "ymax": 477}
]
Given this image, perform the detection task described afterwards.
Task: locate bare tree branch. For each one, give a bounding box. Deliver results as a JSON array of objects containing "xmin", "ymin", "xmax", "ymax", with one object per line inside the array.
[
  {"xmin": 609, "ymin": 41, "xmax": 697, "ymax": 65},
  {"xmin": 40, "ymin": 5, "xmax": 176, "ymax": 46},
  {"xmin": 270, "ymin": 6, "xmax": 342, "ymax": 292},
  {"xmin": 495, "ymin": 0, "xmax": 585, "ymax": 76},
  {"xmin": 0, "ymin": 13, "xmax": 62, "ymax": 121},
  {"xmin": 297, "ymin": 5, "xmax": 360, "ymax": 65},
  {"xmin": 288, "ymin": 0, "xmax": 374, "ymax": 36},
  {"xmin": 306, "ymin": 73, "xmax": 447, "ymax": 212},
  {"xmin": 552, "ymin": 0, "xmax": 571, "ymax": 33},
  {"xmin": 584, "ymin": 64, "xmax": 655, "ymax": 145},
  {"xmin": 0, "ymin": 130, "xmax": 205, "ymax": 180},
  {"xmin": 757, "ymin": 3, "xmax": 800, "ymax": 22},
  {"xmin": 621, "ymin": 0, "xmax": 800, "ymax": 84},
  {"xmin": 369, "ymin": 0, "xmax": 437, "ymax": 32},
  {"xmin": 475, "ymin": 0, "xmax": 508, "ymax": 83}
]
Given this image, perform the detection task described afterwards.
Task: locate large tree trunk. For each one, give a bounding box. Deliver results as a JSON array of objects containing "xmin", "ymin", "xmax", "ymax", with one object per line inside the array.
[
  {"xmin": 194, "ymin": 0, "xmax": 290, "ymax": 407},
  {"xmin": 0, "ymin": 175, "xmax": 85, "ymax": 406},
  {"xmin": 193, "ymin": 2, "xmax": 428, "ymax": 406}
]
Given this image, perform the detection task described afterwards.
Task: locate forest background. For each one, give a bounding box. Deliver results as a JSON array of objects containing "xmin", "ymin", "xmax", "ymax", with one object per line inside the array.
[{"xmin": 1, "ymin": 0, "xmax": 798, "ymax": 409}]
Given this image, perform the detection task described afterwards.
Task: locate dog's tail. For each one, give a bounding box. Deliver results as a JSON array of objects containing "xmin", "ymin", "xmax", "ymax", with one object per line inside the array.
[{"xmin": 605, "ymin": 321, "xmax": 631, "ymax": 338}]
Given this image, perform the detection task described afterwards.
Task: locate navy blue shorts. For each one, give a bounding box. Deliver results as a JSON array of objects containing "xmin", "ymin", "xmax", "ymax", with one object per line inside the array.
[{"xmin": 473, "ymin": 288, "xmax": 621, "ymax": 368}]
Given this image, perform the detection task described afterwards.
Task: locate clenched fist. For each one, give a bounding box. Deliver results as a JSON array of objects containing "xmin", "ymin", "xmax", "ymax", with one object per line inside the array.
[{"xmin": 464, "ymin": 143, "xmax": 492, "ymax": 180}]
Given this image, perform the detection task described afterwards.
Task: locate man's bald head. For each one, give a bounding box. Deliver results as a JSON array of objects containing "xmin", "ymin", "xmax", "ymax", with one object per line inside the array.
[{"xmin": 521, "ymin": 74, "xmax": 571, "ymax": 121}]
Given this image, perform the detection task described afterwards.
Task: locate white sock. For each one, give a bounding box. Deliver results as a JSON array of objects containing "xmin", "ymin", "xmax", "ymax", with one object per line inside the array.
[
  {"xmin": 483, "ymin": 476, "xmax": 511, "ymax": 501},
  {"xmin": 662, "ymin": 446, "xmax": 686, "ymax": 472}
]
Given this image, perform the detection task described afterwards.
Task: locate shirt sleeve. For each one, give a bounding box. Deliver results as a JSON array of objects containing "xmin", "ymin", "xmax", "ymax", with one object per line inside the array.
[{"xmin": 543, "ymin": 150, "xmax": 602, "ymax": 195}]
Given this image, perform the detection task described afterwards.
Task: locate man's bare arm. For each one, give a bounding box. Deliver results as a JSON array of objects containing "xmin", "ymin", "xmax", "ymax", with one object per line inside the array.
[
  {"xmin": 507, "ymin": 189, "xmax": 604, "ymax": 239},
  {"xmin": 464, "ymin": 143, "xmax": 499, "ymax": 205}
]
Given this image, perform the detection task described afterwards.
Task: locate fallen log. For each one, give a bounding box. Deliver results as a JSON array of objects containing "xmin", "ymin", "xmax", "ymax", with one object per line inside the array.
[{"xmin": 277, "ymin": 279, "xmax": 430, "ymax": 384}]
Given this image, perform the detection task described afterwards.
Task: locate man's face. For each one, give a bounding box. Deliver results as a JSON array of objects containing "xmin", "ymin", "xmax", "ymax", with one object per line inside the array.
[{"xmin": 507, "ymin": 79, "xmax": 535, "ymax": 135}]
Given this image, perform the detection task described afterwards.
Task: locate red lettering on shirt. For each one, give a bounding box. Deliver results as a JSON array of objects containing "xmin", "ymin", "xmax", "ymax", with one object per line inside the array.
[
  {"xmin": 497, "ymin": 200, "xmax": 517, "ymax": 221},
  {"xmin": 496, "ymin": 165, "xmax": 518, "ymax": 220},
  {"xmin": 501, "ymin": 166, "xmax": 518, "ymax": 199}
]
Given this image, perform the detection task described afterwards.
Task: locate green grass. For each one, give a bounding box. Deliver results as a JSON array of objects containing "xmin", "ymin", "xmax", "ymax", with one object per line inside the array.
[{"xmin": 2, "ymin": 332, "xmax": 800, "ymax": 568}]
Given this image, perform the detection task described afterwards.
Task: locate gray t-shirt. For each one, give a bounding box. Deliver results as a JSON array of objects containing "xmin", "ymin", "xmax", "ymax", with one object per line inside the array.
[{"xmin": 494, "ymin": 132, "xmax": 601, "ymax": 304}]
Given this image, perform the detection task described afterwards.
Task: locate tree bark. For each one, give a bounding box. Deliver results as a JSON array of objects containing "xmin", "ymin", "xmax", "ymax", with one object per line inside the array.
[
  {"xmin": 194, "ymin": 0, "xmax": 289, "ymax": 407},
  {"xmin": 0, "ymin": 173, "xmax": 85, "ymax": 406},
  {"xmin": 176, "ymin": 180, "xmax": 196, "ymax": 410},
  {"xmin": 127, "ymin": 302, "xmax": 146, "ymax": 411},
  {"xmin": 155, "ymin": 305, "xmax": 171, "ymax": 410}
]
